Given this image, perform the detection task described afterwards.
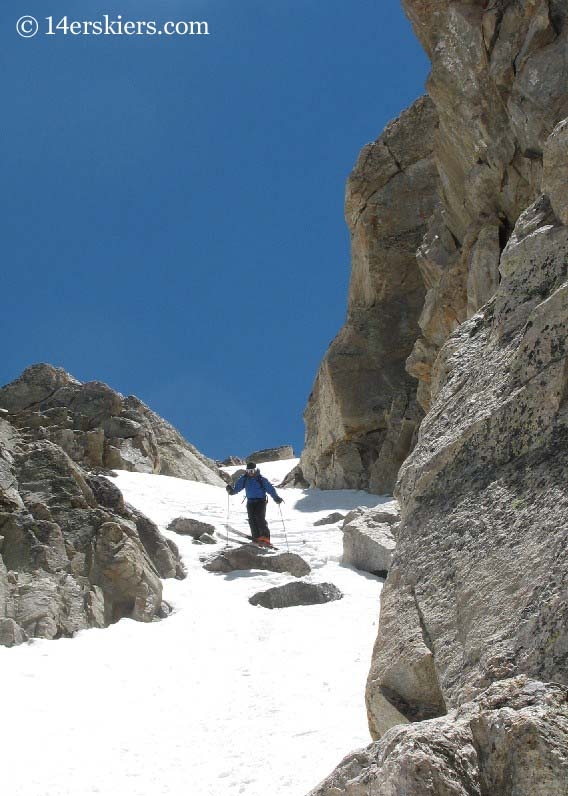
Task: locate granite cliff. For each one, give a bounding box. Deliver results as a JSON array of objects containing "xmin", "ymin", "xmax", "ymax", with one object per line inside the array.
[{"xmin": 307, "ymin": 1, "xmax": 568, "ymax": 794}]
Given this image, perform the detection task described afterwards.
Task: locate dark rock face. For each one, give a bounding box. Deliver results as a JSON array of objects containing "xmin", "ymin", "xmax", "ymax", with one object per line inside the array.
[
  {"xmin": 249, "ymin": 581, "xmax": 343, "ymax": 609},
  {"xmin": 0, "ymin": 364, "xmax": 224, "ymax": 485},
  {"xmin": 203, "ymin": 543, "xmax": 311, "ymax": 578},
  {"xmin": 309, "ymin": 678, "xmax": 568, "ymax": 796},
  {"xmin": 301, "ymin": 97, "xmax": 439, "ymax": 493},
  {"xmin": 0, "ymin": 412, "xmax": 185, "ymax": 646}
]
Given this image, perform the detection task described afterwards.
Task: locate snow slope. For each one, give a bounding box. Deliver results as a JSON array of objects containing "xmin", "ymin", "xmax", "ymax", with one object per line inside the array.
[{"xmin": 1, "ymin": 460, "xmax": 393, "ymax": 796}]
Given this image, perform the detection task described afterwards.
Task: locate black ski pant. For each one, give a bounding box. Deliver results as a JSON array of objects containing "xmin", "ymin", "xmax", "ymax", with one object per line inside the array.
[{"xmin": 247, "ymin": 498, "xmax": 270, "ymax": 540}]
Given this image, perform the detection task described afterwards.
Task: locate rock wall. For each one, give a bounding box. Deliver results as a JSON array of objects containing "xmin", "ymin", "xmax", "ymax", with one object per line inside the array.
[
  {"xmin": 307, "ymin": 2, "xmax": 568, "ymax": 793},
  {"xmin": 0, "ymin": 364, "xmax": 224, "ymax": 486},
  {"xmin": 367, "ymin": 192, "xmax": 568, "ymax": 738},
  {"xmin": 404, "ymin": 0, "xmax": 568, "ymax": 411},
  {"xmin": 301, "ymin": 97, "xmax": 439, "ymax": 492},
  {"xmin": 310, "ymin": 678, "xmax": 568, "ymax": 796}
]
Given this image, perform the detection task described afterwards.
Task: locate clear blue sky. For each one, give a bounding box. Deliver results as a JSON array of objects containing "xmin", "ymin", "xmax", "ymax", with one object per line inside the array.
[{"xmin": 1, "ymin": 1, "xmax": 429, "ymax": 461}]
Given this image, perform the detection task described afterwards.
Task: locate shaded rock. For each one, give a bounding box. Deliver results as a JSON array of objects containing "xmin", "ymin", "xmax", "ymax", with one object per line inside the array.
[
  {"xmin": 279, "ymin": 463, "xmax": 309, "ymax": 488},
  {"xmin": 543, "ymin": 116, "xmax": 568, "ymax": 224},
  {"xmin": 249, "ymin": 581, "xmax": 343, "ymax": 609},
  {"xmin": 245, "ymin": 445, "xmax": 294, "ymax": 463},
  {"xmin": 301, "ymin": 96, "xmax": 438, "ymax": 492},
  {"xmin": 86, "ymin": 474, "xmax": 125, "ymax": 513},
  {"xmin": 203, "ymin": 543, "xmax": 310, "ymax": 578},
  {"xmin": 134, "ymin": 510, "xmax": 185, "ymax": 580},
  {"xmin": 90, "ymin": 521, "xmax": 162, "ymax": 623},
  {"xmin": 197, "ymin": 533, "xmax": 216, "ymax": 545},
  {"xmin": 168, "ymin": 517, "xmax": 216, "ymax": 539},
  {"xmin": 0, "ymin": 617, "xmax": 28, "ymax": 647},
  {"xmin": 0, "ymin": 364, "xmax": 223, "ymax": 486},
  {"xmin": 342, "ymin": 513, "xmax": 396, "ymax": 578},
  {"xmin": 313, "ymin": 512, "xmax": 345, "ymax": 527},
  {"xmin": 308, "ymin": 677, "xmax": 568, "ymax": 796}
]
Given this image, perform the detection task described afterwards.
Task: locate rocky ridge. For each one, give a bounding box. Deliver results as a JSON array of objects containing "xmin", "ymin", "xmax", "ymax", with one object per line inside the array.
[{"xmin": 0, "ymin": 364, "xmax": 224, "ymax": 485}]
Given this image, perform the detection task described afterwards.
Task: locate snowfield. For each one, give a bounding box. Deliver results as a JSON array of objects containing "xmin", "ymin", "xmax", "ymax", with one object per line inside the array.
[{"xmin": 1, "ymin": 459, "xmax": 393, "ymax": 796}]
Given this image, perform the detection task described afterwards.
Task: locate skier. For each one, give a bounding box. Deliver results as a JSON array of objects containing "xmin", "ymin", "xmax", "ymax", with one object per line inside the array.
[{"xmin": 226, "ymin": 462, "xmax": 283, "ymax": 546}]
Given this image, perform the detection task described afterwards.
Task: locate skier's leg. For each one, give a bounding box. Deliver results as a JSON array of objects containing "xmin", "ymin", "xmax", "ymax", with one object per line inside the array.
[
  {"xmin": 247, "ymin": 501, "xmax": 259, "ymax": 540},
  {"xmin": 257, "ymin": 500, "xmax": 270, "ymax": 542}
]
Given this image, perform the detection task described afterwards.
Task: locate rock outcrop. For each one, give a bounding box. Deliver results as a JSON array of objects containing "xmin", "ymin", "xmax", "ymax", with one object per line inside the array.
[
  {"xmin": 0, "ymin": 364, "xmax": 224, "ymax": 485},
  {"xmin": 309, "ymin": 677, "xmax": 568, "ymax": 796},
  {"xmin": 0, "ymin": 413, "xmax": 185, "ymax": 646},
  {"xmin": 300, "ymin": 96, "xmax": 439, "ymax": 493}
]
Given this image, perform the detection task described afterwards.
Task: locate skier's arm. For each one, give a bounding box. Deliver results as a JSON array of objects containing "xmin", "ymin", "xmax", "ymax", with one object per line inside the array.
[
  {"xmin": 262, "ymin": 477, "xmax": 283, "ymax": 503},
  {"xmin": 228, "ymin": 475, "xmax": 246, "ymax": 495}
]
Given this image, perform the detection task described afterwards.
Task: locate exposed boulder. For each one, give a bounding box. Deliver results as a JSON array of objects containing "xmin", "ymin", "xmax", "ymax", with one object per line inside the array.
[
  {"xmin": 168, "ymin": 517, "xmax": 216, "ymax": 539},
  {"xmin": 309, "ymin": 677, "xmax": 568, "ymax": 796},
  {"xmin": 0, "ymin": 415, "xmax": 185, "ymax": 646},
  {"xmin": 342, "ymin": 511, "xmax": 396, "ymax": 578},
  {"xmin": 301, "ymin": 96, "xmax": 439, "ymax": 493},
  {"xmin": 313, "ymin": 512, "xmax": 346, "ymax": 527},
  {"xmin": 249, "ymin": 581, "xmax": 343, "ymax": 609},
  {"xmin": 0, "ymin": 364, "xmax": 224, "ymax": 486},
  {"xmin": 203, "ymin": 543, "xmax": 311, "ymax": 578},
  {"xmin": 245, "ymin": 445, "xmax": 294, "ymax": 463},
  {"xmin": 543, "ymin": 116, "xmax": 568, "ymax": 224}
]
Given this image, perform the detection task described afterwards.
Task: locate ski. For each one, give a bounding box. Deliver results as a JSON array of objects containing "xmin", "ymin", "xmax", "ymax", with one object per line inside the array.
[
  {"xmin": 225, "ymin": 525, "xmax": 253, "ymax": 541},
  {"xmin": 225, "ymin": 526, "xmax": 278, "ymax": 549},
  {"xmin": 221, "ymin": 533, "xmax": 278, "ymax": 551}
]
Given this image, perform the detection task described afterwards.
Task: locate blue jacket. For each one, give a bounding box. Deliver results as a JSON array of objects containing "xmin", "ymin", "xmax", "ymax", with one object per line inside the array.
[{"xmin": 232, "ymin": 472, "xmax": 280, "ymax": 502}]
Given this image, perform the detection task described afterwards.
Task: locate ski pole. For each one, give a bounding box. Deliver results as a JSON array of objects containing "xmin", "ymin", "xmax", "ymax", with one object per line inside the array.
[
  {"xmin": 226, "ymin": 492, "xmax": 231, "ymax": 547},
  {"xmin": 278, "ymin": 504, "xmax": 289, "ymax": 552}
]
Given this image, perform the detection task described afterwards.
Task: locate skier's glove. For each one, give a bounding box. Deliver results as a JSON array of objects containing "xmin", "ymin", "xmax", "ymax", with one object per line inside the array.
[
  {"xmin": 226, "ymin": 485, "xmax": 234, "ymax": 495},
  {"xmin": 275, "ymin": 496, "xmax": 284, "ymax": 504}
]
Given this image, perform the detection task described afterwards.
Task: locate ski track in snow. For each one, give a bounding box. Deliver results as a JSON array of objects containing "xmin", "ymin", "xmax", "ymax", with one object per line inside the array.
[{"xmin": 1, "ymin": 460, "xmax": 393, "ymax": 796}]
